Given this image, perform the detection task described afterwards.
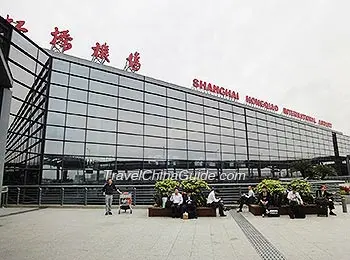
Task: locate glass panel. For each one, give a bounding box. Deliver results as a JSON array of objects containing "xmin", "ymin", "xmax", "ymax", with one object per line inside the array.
[
  {"xmin": 145, "ymin": 114, "xmax": 166, "ymax": 126},
  {"xmin": 188, "ymin": 141, "xmax": 204, "ymax": 150},
  {"xmin": 188, "ymin": 121, "xmax": 204, "ymax": 132},
  {"xmin": 90, "ymin": 68, "xmax": 118, "ymax": 83},
  {"xmin": 145, "ymin": 136, "xmax": 166, "ymax": 148},
  {"xmin": 88, "ymin": 104, "xmax": 117, "ymax": 119},
  {"xmin": 50, "ymin": 84, "xmax": 67, "ymax": 99},
  {"xmin": 87, "ymin": 130, "xmax": 116, "ymax": 144},
  {"xmin": 119, "ymin": 87, "xmax": 143, "ymax": 100},
  {"xmin": 168, "ymin": 138, "xmax": 187, "ymax": 149},
  {"xmin": 168, "ymin": 88, "xmax": 185, "ymax": 100},
  {"xmin": 118, "ymin": 110, "xmax": 143, "ymax": 123},
  {"xmin": 45, "ymin": 140, "xmax": 63, "ymax": 154},
  {"xmin": 51, "ymin": 71, "xmax": 69, "ymax": 85},
  {"xmin": 188, "ymin": 151, "xmax": 205, "ymax": 160},
  {"xmin": 46, "ymin": 126, "xmax": 64, "ymax": 139},
  {"xmin": 48, "ymin": 98, "xmax": 66, "ymax": 112},
  {"xmin": 118, "ymin": 122, "xmax": 143, "ymax": 135},
  {"xmin": 65, "ymin": 128, "xmax": 85, "ymax": 141},
  {"xmin": 145, "ymin": 93, "xmax": 166, "ymax": 106},
  {"xmin": 52, "ymin": 59, "xmax": 69, "ymax": 73},
  {"xmin": 144, "ymin": 147, "xmax": 166, "ymax": 160},
  {"xmin": 188, "ymin": 131, "xmax": 204, "ymax": 142},
  {"xmin": 89, "ymin": 80, "xmax": 118, "ymax": 96},
  {"xmin": 68, "ymin": 88, "xmax": 88, "ymax": 102},
  {"xmin": 168, "ymin": 108, "xmax": 186, "ymax": 119},
  {"xmin": 69, "ymin": 75, "xmax": 88, "ymax": 90},
  {"xmin": 47, "ymin": 112, "xmax": 65, "ymax": 126},
  {"xmin": 118, "ymin": 133, "xmax": 143, "ymax": 146},
  {"xmin": 64, "ymin": 142, "xmax": 84, "ymax": 155},
  {"xmin": 86, "ymin": 143, "xmax": 116, "ymax": 157},
  {"xmin": 168, "ymin": 118, "xmax": 186, "ymax": 129},
  {"xmin": 167, "ymin": 98, "xmax": 185, "ymax": 110},
  {"xmin": 145, "ymin": 103, "xmax": 166, "ymax": 116},
  {"xmin": 168, "ymin": 149, "xmax": 187, "ymax": 160},
  {"xmin": 120, "ymin": 77, "xmax": 143, "ymax": 91},
  {"xmin": 89, "ymin": 92, "xmax": 116, "ymax": 107},
  {"xmin": 118, "ymin": 98, "xmax": 143, "ymax": 112},
  {"xmin": 87, "ymin": 117, "xmax": 116, "ymax": 131},
  {"xmin": 187, "ymin": 112, "xmax": 203, "ymax": 123},
  {"xmin": 145, "ymin": 125, "xmax": 166, "ymax": 137},
  {"xmin": 70, "ymin": 63, "xmax": 89, "ymax": 77},
  {"xmin": 66, "ymin": 101, "xmax": 87, "ymax": 115},
  {"xmin": 145, "ymin": 83, "xmax": 166, "ymax": 95},
  {"xmin": 66, "ymin": 114, "xmax": 86, "ymax": 128},
  {"xmin": 117, "ymin": 145, "xmax": 143, "ymax": 158}
]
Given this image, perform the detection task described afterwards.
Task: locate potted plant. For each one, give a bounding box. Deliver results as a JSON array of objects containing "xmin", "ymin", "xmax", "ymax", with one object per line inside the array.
[
  {"xmin": 154, "ymin": 179, "xmax": 180, "ymax": 208},
  {"xmin": 180, "ymin": 177, "xmax": 210, "ymax": 207},
  {"xmin": 288, "ymin": 179, "xmax": 313, "ymax": 204},
  {"xmin": 256, "ymin": 179, "xmax": 286, "ymax": 206}
]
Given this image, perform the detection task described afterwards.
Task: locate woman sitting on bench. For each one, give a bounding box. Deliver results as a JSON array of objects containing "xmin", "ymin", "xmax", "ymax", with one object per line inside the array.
[{"xmin": 259, "ymin": 186, "xmax": 271, "ymax": 217}]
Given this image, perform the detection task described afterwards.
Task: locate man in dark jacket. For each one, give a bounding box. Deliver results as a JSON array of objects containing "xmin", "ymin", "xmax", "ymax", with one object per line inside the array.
[
  {"xmin": 316, "ymin": 185, "xmax": 336, "ymax": 216},
  {"xmin": 259, "ymin": 186, "xmax": 271, "ymax": 217},
  {"xmin": 182, "ymin": 192, "xmax": 197, "ymax": 219},
  {"xmin": 102, "ymin": 178, "xmax": 121, "ymax": 215}
]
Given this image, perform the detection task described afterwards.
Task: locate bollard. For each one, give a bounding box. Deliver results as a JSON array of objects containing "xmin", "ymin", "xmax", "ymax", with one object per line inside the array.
[
  {"xmin": 16, "ymin": 187, "xmax": 20, "ymax": 205},
  {"xmin": 84, "ymin": 187, "xmax": 88, "ymax": 206},
  {"xmin": 61, "ymin": 187, "xmax": 64, "ymax": 206},
  {"xmin": 38, "ymin": 188, "xmax": 42, "ymax": 206},
  {"xmin": 342, "ymin": 196, "xmax": 348, "ymax": 213}
]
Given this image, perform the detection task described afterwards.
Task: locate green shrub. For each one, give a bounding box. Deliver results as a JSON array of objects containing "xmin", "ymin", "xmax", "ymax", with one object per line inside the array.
[
  {"xmin": 288, "ymin": 179, "xmax": 313, "ymax": 203},
  {"xmin": 180, "ymin": 177, "xmax": 210, "ymax": 206},
  {"xmin": 154, "ymin": 179, "xmax": 180, "ymax": 197},
  {"xmin": 256, "ymin": 179, "xmax": 285, "ymax": 195}
]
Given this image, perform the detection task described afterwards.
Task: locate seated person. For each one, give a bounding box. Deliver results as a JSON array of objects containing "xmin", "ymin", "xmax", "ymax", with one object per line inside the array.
[
  {"xmin": 287, "ymin": 187, "xmax": 304, "ymax": 219},
  {"xmin": 316, "ymin": 185, "xmax": 336, "ymax": 216},
  {"xmin": 237, "ymin": 185, "xmax": 256, "ymax": 212},
  {"xmin": 258, "ymin": 186, "xmax": 271, "ymax": 217},
  {"xmin": 207, "ymin": 188, "xmax": 226, "ymax": 217},
  {"xmin": 170, "ymin": 188, "xmax": 183, "ymax": 218},
  {"xmin": 182, "ymin": 192, "xmax": 197, "ymax": 219}
]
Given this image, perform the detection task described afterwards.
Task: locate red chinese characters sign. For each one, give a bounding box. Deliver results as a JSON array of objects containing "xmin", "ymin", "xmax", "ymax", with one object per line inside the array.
[
  {"xmin": 192, "ymin": 79, "xmax": 239, "ymax": 100},
  {"xmin": 50, "ymin": 27, "xmax": 73, "ymax": 53},
  {"xmin": 91, "ymin": 42, "xmax": 110, "ymax": 64},
  {"xmin": 6, "ymin": 14, "xmax": 28, "ymax": 33},
  {"xmin": 124, "ymin": 52, "xmax": 141, "ymax": 72}
]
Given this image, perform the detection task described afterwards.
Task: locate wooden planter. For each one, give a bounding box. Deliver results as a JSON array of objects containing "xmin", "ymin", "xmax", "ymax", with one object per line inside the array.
[{"xmin": 148, "ymin": 207, "xmax": 216, "ymax": 217}]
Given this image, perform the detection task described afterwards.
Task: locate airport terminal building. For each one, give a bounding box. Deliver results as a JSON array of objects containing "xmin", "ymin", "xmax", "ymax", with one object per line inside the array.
[{"xmin": 1, "ymin": 16, "xmax": 350, "ymax": 187}]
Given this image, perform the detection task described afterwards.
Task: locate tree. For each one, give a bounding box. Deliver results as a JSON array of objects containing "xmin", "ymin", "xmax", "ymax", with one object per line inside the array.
[
  {"xmin": 290, "ymin": 160, "xmax": 313, "ymax": 179},
  {"xmin": 312, "ymin": 165, "xmax": 337, "ymax": 180}
]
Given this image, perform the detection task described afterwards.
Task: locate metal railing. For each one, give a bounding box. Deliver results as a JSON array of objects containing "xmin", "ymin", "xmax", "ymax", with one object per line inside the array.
[{"xmin": 4, "ymin": 180, "xmax": 345, "ymax": 207}]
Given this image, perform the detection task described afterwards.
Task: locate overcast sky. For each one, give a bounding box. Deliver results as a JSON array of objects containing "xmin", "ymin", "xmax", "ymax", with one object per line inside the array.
[{"xmin": 2, "ymin": 0, "xmax": 350, "ymax": 135}]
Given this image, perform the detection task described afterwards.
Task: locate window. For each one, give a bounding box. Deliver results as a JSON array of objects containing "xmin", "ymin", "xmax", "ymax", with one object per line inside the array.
[
  {"xmin": 205, "ymin": 133, "xmax": 220, "ymax": 143},
  {"xmin": 188, "ymin": 131, "xmax": 204, "ymax": 142},
  {"xmin": 66, "ymin": 114, "xmax": 86, "ymax": 128},
  {"xmin": 167, "ymin": 98, "xmax": 185, "ymax": 110},
  {"xmin": 50, "ymin": 84, "xmax": 67, "ymax": 99},
  {"xmin": 145, "ymin": 136, "xmax": 166, "ymax": 148},
  {"xmin": 90, "ymin": 68, "xmax": 118, "ymax": 83},
  {"xmin": 52, "ymin": 59, "xmax": 69, "ymax": 73},
  {"xmin": 88, "ymin": 104, "xmax": 117, "ymax": 119},
  {"xmin": 145, "ymin": 114, "xmax": 166, "ymax": 126},
  {"xmin": 145, "ymin": 125, "xmax": 166, "ymax": 137},
  {"xmin": 187, "ymin": 112, "xmax": 203, "ymax": 123},
  {"xmin": 168, "ymin": 138, "xmax": 187, "ymax": 149},
  {"xmin": 188, "ymin": 121, "xmax": 204, "ymax": 132},
  {"xmin": 120, "ymin": 77, "xmax": 143, "ymax": 91},
  {"xmin": 69, "ymin": 75, "xmax": 88, "ymax": 90},
  {"xmin": 86, "ymin": 143, "xmax": 116, "ymax": 157},
  {"xmin": 117, "ymin": 145, "xmax": 143, "ymax": 158},
  {"xmin": 168, "ymin": 108, "xmax": 186, "ymax": 119},
  {"xmin": 188, "ymin": 141, "xmax": 204, "ymax": 151},
  {"xmin": 89, "ymin": 92, "xmax": 116, "ymax": 107},
  {"xmin": 119, "ymin": 110, "xmax": 143, "ymax": 123},
  {"xmin": 46, "ymin": 126, "xmax": 64, "ymax": 140},
  {"xmin": 168, "ymin": 128, "xmax": 186, "ymax": 139},
  {"xmin": 119, "ymin": 86, "xmax": 143, "ymax": 100},
  {"xmin": 89, "ymin": 80, "xmax": 118, "ymax": 96},
  {"xmin": 118, "ymin": 98, "xmax": 143, "ymax": 112},
  {"xmin": 168, "ymin": 88, "xmax": 185, "ymax": 100},
  {"xmin": 48, "ymin": 98, "xmax": 66, "ymax": 112},
  {"xmin": 87, "ymin": 130, "xmax": 116, "ymax": 144},
  {"xmin": 168, "ymin": 149, "xmax": 187, "ymax": 160},
  {"xmin": 68, "ymin": 88, "xmax": 88, "ymax": 102},
  {"xmin": 118, "ymin": 133, "xmax": 143, "ymax": 146},
  {"xmin": 47, "ymin": 112, "xmax": 65, "ymax": 126},
  {"xmin": 70, "ymin": 63, "xmax": 89, "ymax": 77},
  {"xmin": 64, "ymin": 142, "xmax": 84, "ymax": 155},
  {"xmin": 118, "ymin": 122, "xmax": 143, "ymax": 135},
  {"xmin": 145, "ymin": 93, "xmax": 166, "ymax": 106},
  {"xmin": 65, "ymin": 128, "xmax": 85, "ymax": 141},
  {"xmin": 66, "ymin": 101, "xmax": 87, "ymax": 115},
  {"xmin": 205, "ymin": 115, "xmax": 219, "ymax": 125},
  {"xmin": 87, "ymin": 117, "xmax": 116, "ymax": 131},
  {"xmin": 45, "ymin": 140, "xmax": 63, "ymax": 154},
  {"xmin": 168, "ymin": 118, "xmax": 186, "ymax": 129},
  {"xmin": 145, "ymin": 83, "xmax": 166, "ymax": 95},
  {"xmin": 145, "ymin": 103, "xmax": 166, "ymax": 116}
]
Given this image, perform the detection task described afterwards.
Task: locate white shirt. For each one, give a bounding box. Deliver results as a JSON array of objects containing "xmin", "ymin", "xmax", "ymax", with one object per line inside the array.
[
  {"xmin": 170, "ymin": 193, "xmax": 183, "ymax": 204},
  {"xmin": 244, "ymin": 190, "xmax": 255, "ymax": 198},
  {"xmin": 207, "ymin": 190, "xmax": 220, "ymax": 204},
  {"xmin": 287, "ymin": 191, "xmax": 303, "ymax": 205}
]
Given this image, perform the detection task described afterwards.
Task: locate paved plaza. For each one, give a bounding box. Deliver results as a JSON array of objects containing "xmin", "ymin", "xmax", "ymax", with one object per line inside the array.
[{"xmin": 0, "ymin": 205, "xmax": 349, "ymax": 260}]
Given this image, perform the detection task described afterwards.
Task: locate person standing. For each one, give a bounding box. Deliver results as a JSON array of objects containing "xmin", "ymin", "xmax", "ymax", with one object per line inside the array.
[
  {"xmin": 237, "ymin": 186, "xmax": 256, "ymax": 212},
  {"xmin": 102, "ymin": 178, "xmax": 121, "ymax": 215}
]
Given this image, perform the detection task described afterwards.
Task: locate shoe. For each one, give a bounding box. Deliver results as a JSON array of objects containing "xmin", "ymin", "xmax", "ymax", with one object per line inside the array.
[
  {"xmin": 237, "ymin": 209, "xmax": 242, "ymax": 213},
  {"xmin": 330, "ymin": 211, "xmax": 337, "ymax": 216},
  {"xmin": 105, "ymin": 212, "xmax": 108, "ymax": 216},
  {"xmin": 262, "ymin": 214, "xmax": 265, "ymax": 218},
  {"xmin": 108, "ymin": 212, "xmax": 112, "ymax": 215},
  {"xmin": 220, "ymin": 214, "xmax": 227, "ymax": 217}
]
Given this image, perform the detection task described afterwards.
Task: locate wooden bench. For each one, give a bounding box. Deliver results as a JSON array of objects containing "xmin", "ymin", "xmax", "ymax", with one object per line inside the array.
[
  {"xmin": 248, "ymin": 204, "xmax": 319, "ymax": 216},
  {"xmin": 148, "ymin": 207, "xmax": 216, "ymax": 217}
]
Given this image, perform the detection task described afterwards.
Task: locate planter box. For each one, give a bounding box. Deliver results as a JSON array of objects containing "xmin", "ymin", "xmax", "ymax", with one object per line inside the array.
[
  {"xmin": 248, "ymin": 204, "xmax": 319, "ymax": 216},
  {"xmin": 148, "ymin": 206, "xmax": 216, "ymax": 217}
]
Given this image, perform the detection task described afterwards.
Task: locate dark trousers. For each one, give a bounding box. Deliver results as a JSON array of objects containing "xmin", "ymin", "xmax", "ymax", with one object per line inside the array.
[
  {"xmin": 171, "ymin": 203, "xmax": 181, "ymax": 218},
  {"xmin": 289, "ymin": 201, "xmax": 300, "ymax": 218},
  {"xmin": 239, "ymin": 196, "xmax": 255, "ymax": 210},
  {"xmin": 209, "ymin": 201, "xmax": 225, "ymax": 216},
  {"xmin": 316, "ymin": 198, "xmax": 335, "ymax": 211},
  {"xmin": 259, "ymin": 201, "xmax": 269, "ymax": 214},
  {"xmin": 182, "ymin": 204, "xmax": 197, "ymax": 219}
]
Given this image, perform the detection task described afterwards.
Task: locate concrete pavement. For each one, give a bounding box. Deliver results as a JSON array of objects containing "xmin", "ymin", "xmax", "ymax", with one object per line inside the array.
[{"xmin": 0, "ymin": 205, "xmax": 349, "ymax": 260}]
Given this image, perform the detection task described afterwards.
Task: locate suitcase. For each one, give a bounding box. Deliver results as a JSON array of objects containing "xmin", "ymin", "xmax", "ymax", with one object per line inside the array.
[
  {"xmin": 317, "ymin": 204, "xmax": 328, "ymax": 217},
  {"xmin": 267, "ymin": 207, "xmax": 280, "ymax": 217}
]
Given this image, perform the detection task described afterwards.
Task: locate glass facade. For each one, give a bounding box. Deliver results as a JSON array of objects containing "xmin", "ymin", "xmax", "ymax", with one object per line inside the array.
[{"xmin": 2, "ymin": 16, "xmax": 350, "ymax": 185}]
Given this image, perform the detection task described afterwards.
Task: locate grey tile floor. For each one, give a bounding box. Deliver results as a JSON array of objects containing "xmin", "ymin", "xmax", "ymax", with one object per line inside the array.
[{"xmin": 0, "ymin": 205, "xmax": 349, "ymax": 260}]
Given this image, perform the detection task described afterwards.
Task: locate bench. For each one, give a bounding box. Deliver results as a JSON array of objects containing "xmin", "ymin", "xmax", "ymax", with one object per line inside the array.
[
  {"xmin": 148, "ymin": 207, "xmax": 216, "ymax": 217},
  {"xmin": 248, "ymin": 204, "xmax": 319, "ymax": 216}
]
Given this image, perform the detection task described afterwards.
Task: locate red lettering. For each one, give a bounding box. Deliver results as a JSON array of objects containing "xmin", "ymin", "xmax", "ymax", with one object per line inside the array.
[
  {"xmin": 193, "ymin": 79, "xmax": 199, "ymax": 88},
  {"xmin": 207, "ymin": 83, "xmax": 213, "ymax": 92},
  {"xmin": 199, "ymin": 80, "xmax": 206, "ymax": 90},
  {"xmin": 218, "ymin": 87, "xmax": 225, "ymax": 95}
]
